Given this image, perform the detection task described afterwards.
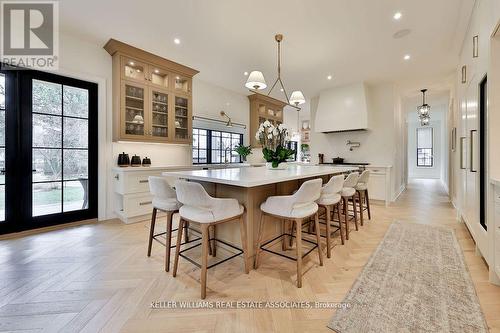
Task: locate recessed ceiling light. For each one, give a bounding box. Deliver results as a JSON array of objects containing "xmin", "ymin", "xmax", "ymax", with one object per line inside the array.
[
  {"xmin": 244, "ymin": 71, "xmax": 248, "ymax": 76},
  {"xmin": 327, "ymin": 75, "xmax": 332, "ymax": 80},
  {"xmin": 174, "ymin": 38, "xmax": 181, "ymax": 44},
  {"xmin": 176, "ymin": 76, "xmax": 180, "ymax": 80},
  {"xmin": 136, "ymin": 69, "xmax": 141, "ymax": 72},
  {"xmin": 280, "ymin": 88, "xmax": 284, "ymax": 92},
  {"xmin": 129, "ymin": 61, "xmax": 134, "ymax": 66},
  {"xmin": 404, "ymin": 54, "xmax": 411, "ymax": 60},
  {"xmin": 154, "ymin": 69, "xmax": 159, "ymax": 73},
  {"xmin": 393, "ymin": 12, "xmax": 402, "ymax": 20}
]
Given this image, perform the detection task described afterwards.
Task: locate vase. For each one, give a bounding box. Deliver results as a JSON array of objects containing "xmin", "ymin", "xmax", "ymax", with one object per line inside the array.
[{"xmin": 266, "ymin": 162, "xmax": 288, "ymax": 170}]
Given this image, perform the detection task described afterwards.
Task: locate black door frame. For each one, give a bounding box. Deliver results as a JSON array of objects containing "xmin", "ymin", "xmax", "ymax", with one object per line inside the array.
[
  {"xmin": 0, "ymin": 68, "xmax": 98, "ymax": 234},
  {"xmin": 479, "ymin": 75, "xmax": 487, "ymax": 230}
]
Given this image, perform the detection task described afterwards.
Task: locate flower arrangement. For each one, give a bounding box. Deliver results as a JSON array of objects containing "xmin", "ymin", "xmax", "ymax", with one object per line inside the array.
[{"xmin": 255, "ymin": 121, "xmax": 295, "ymax": 168}]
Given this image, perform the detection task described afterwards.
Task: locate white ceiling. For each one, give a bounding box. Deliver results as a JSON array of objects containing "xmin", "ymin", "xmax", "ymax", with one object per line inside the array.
[{"xmin": 59, "ymin": 0, "xmax": 474, "ymax": 101}]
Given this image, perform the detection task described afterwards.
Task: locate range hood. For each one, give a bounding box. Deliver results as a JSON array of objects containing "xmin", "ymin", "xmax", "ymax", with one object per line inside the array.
[{"xmin": 314, "ymin": 83, "xmax": 369, "ymax": 133}]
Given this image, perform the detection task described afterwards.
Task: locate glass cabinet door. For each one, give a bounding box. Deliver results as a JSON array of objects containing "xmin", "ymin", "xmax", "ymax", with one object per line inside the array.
[
  {"xmin": 123, "ymin": 82, "xmax": 146, "ymax": 137},
  {"xmin": 121, "ymin": 57, "xmax": 147, "ymax": 84},
  {"xmin": 173, "ymin": 75, "xmax": 190, "ymax": 94},
  {"xmin": 151, "ymin": 89, "xmax": 168, "ymax": 139},
  {"xmin": 174, "ymin": 95, "xmax": 189, "ymax": 140},
  {"xmin": 149, "ymin": 66, "xmax": 169, "ymax": 89}
]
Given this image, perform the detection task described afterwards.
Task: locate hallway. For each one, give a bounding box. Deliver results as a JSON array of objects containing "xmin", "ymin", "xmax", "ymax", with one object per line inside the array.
[{"xmin": 0, "ymin": 179, "xmax": 499, "ymax": 332}]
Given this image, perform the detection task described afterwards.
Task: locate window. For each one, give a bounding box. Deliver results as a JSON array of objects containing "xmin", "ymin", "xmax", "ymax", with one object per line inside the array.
[
  {"xmin": 417, "ymin": 127, "xmax": 433, "ymax": 167},
  {"xmin": 192, "ymin": 128, "xmax": 243, "ymax": 164}
]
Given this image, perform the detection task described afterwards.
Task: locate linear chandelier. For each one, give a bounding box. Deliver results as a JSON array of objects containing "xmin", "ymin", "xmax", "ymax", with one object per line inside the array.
[
  {"xmin": 245, "ymin": 34, "xmax": 305, "ymax": 110},
  {"xmin": 417, "ymin": 89, "xmax": 431, "ymax": 126}
]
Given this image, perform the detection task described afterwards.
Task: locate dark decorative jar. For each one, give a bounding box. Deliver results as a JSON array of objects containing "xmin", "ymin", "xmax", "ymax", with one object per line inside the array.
[
  {"xmin": 117, "ymin": 152, "xmax": 130, "ymax": 167},
  {"xmin": 130, "ymin": 155, "xmax": 141, "ymax": 167},
  {"xmin": 142, "ymin": 157, "xmax": 151, "ymax": 167}
]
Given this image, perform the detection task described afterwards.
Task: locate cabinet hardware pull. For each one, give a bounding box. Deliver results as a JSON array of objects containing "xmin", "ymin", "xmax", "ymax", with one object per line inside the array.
[
  {"xmin": 460, "ymin": 137, "xmax": 466, "ymax": 170},
  {"xmin": 139, "ymin": 201, "xmax": 152, "ymax": 206},
  {"xmin": 114, "ymin": 174, "xmax": 119, "ymax": 180},
  {"xmin": 139, "ymin": 180, "xmax": 149, "ymax": 183},
  {"xmin": 470, "ymin": 130, "xmax": 477, "ymax": 173}
]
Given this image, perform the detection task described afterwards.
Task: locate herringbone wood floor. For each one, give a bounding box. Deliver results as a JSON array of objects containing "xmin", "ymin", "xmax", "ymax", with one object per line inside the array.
[{"xmin": 0, "ymin": 179, "xmax": 499, "ymax": 332}]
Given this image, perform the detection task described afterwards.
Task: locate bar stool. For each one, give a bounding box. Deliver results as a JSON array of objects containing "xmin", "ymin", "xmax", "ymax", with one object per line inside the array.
[
  {"xmin": 317, "ymin": 175, "xmax": 345, "ymax": 258},
  {"xmin": 147, "ymin": 176, "xmax": 183, "ymax": 272},
  {"xmin": 355, "ymin": 170, "xmax": 371, "ymax": 225},
  {"xmin": 341, "ymin": 172, "xmax": 360, "ymax": 240},
  {"xmin": 172, "ymin": 180, "xmax": 248, "ymax": 299},
  {"xmin": 255, "ymin": 178, "xmax": 323, "ymax": 288}
]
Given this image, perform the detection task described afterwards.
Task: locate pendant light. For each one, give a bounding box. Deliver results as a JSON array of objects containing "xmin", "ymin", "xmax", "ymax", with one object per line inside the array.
[
  {"xmin": 245, "ymin": 71, "xmax": 267, "ymax": 90},
  {"xmin": 417, "ymin": 89, "xmax": 431, "ymax": 118}
]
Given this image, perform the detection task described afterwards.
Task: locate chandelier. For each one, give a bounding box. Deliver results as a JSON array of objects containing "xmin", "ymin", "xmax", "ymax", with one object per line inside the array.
[
  {"xmin": 417, "ymin": 89, "xmax": 431, "ymax": 126},
  {"xmin": 245, "ymin": 34, "xmax": 305, "ymax": 109}
]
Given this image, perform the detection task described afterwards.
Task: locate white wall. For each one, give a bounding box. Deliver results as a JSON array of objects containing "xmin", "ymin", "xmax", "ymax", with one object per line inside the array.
[
  {"xmin": 407, "ymin": 109, "xmax": 446, "ymax": 180},
  {"xmin": 57, "ymin": 33, "xmax": 251, "ymax": 220},
  {"xmin": 309, "ymin": 83, "xmax": 403, "ymax": 199}
]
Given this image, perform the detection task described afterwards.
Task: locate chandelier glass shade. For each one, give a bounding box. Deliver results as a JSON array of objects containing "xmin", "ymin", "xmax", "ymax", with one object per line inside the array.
[{"xmin": 417, "ymin": 89, "xmax": 431, "ymax": 126}]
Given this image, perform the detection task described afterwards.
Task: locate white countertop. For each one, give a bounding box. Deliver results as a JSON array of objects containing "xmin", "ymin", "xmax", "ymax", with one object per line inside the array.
[
  {"xmin": 162, "ymin": 164, "xmax": 358, "ymax": 188},
  {"xmin": 112, "ymin": 163, "xmax": 266, "ymax": 172}
]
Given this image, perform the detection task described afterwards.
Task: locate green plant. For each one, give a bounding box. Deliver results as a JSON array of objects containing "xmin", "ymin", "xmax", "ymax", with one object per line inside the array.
[
  {"xmin": 256, "ymin": 121, "xmax": 295, "ymax": 168},
  {"xmin": 301, "ymin": 144, "xmax": 310, "ymax": 151},
  {"xmin": 234, "ymin": 144, "xmax": 252, "ymax": 159}
]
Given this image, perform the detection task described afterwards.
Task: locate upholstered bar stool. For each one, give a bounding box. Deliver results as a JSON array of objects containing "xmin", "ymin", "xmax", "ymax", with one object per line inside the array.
[
  {"xmin": 341, "ymin": 172, "xmax": 360, "ymax": 240},
  {"xmin": 255, "ymin": 178, "xmax": 323, "ymax": 288},
  {"xmin": 147, "ymin": 176, "xmax": 183, "ymax": 272},
  {"xmin": 172, "ymin": 180, "xmax": 248, "ymax": 299},
  {"xmin": 355, "ymin": 170, "xmax": 371, "ymax": 225},
  {"xmin": 316, "ymin": 175, "xmax": 345, "ymax": 258}
]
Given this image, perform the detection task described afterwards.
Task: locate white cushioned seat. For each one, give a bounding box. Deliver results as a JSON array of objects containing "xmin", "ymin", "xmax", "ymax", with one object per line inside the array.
[
  {"xmin": 149, "ymin": 176, "xmax": 181, "ymax": 211},
  {"xmin": 341, "ymin": 172, "xmax": 359, "ymax": 198},
  {"xmin": 341, "ymin": 187, "xmax": 356, "ymax": 197},
  {"xmin": 317, "ymin": 175, "xmax": 344, "ymax": 206},
  {"xmin": 175, "ymin": 180, "xmax": 244, "ymax": 223},
  {"xmin": 355, "ymin": 170, "xmax": 370, "ymax": 191},
  {"xmin": 260, "ymin": 178, "xmax": 322, "ymax": 219}
]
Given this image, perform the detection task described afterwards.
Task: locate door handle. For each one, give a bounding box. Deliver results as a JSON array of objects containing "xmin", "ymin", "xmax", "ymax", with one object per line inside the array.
[
  {"xmin": 460, "ymin": 137, "xmax": 466, "ymax": 170},
  {"xmin": 470, "ymin": 130, "xmax": 477, "ymax": 173}
]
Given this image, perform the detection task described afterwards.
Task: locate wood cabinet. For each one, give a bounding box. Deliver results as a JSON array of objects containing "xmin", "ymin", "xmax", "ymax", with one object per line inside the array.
[
  {"xmin": 248, "ymin": 93, "xmax": 287, "ymax": 147},
  {"xmin": 104, "ymin": 39, "xmax": 198, "ymax": 143}
]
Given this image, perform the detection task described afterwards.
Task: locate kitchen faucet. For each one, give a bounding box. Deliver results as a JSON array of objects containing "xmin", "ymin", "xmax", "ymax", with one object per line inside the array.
[{"xmin": 224, "ymin": 146, "xmax": 231, "ymax": 164}]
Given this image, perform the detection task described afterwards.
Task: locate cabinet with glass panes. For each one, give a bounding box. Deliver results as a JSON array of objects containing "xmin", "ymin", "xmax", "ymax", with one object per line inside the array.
[
  {"xmin": 248, "ymin": 92, "xmax": 287, "ymax": 147},
  {"xmin": 105, "ymin": 39, "xmax": 198, "ymax": 143}
]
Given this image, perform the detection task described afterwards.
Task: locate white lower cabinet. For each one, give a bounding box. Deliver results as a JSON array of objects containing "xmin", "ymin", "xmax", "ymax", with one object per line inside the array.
[
  {"xmin": 494, "ymin": 182, "xmax": 500, "ymax": 279},
  {"xmin": 365, "ymin": 166, "xmax": 392, "ymax": 206}
]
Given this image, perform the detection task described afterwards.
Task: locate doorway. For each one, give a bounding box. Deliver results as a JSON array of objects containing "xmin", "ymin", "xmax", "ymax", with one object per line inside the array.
[
  {"xmin": 0, "ymin": 69, "xmax": 98, "ymax": 234},
  {"xmin": 479, "ymin": 75, "xmax": 487, "ymax": 230}
]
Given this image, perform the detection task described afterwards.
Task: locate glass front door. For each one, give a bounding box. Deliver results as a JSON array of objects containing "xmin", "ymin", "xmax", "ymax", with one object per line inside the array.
[{"xmin": 0, "ymin": 69, "xmax": 97, "ymax": 234}]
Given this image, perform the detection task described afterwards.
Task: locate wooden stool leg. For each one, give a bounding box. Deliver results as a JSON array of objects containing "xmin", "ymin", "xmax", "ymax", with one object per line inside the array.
[
  {"xmin": 352, "ymin": 196, "xmax": 359, "ymax": 231},
  {"xmin": 239, "ymin": 216, "xmax": 249, "ymax": 274},
  {"xmin": 147, "ymin": 208, "xmax": 157, "ymax": 257},
  {"xmin": 366, "ymin": 189, "xmax": 372, "ymax": 220},
  {"xmin": 314, "ymin": 213, "xmax": 324, "ymax": 266},
  {"xmin": 337, "ymin": 203, "xmax": 345, "ymax": 245},
  {"xmin": 254, "ymin": 213, "xmax": 266, "ymax": 269},
  {"xmin": 281, "ymin": 219, "xmax": 287, "ymax": 251},
  {"xmin": 296, "ymin": 219, "xmax": 303, "ymax": 288},
  {"xmin": 325, "ymin": 205, "xmax": 332, "ymax": 258},
  {"xmin": 289, "ymin": 221, "xmax": 295, "ymax": 248},
  {"xmin": 165, "ymin": 211, "xmax": 173, "ymax": 272},
  {"xmin": 200, "ymin": 224, "xmax": 209, "ymax": 299},
  {"xmin": 172, "ymin": 219, "xmax": 185, "ymax": 277},
  {"xmin": 358, "ymin": 191, "xmax": 364, "ymax": 226},
  {"xmin": 343, "ymin": 198, "xmax": 349, "ymax": 240},
  {"xmin": 184, "ymin": 221, "xmax": 190, "ymax": 242},
  {"xmin": 211, "ymin": 225, "xmax": 217, "ymax": 257}
]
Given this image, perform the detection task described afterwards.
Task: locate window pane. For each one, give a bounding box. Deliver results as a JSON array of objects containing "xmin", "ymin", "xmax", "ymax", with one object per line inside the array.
[
  {"xmin": 212, "ymin": 136, "xmax": 221, "ymax": 149},
  {"xmin": 33, "ymin": 79, "xmax": 62, "ymax": 115},
  {"xmin": 199, "ymin": 129, "xmax": 207, "ymax": 136},
  {"xmin": 199, "ymin": 135, "xmax": 207, "ymax": 149},
  {"xmin": 212, "ymin": 150, "xmax": 221, "ymax": 163},
  {"xmin": 63, "ymin": 149, "xmax": 88, "ymax": 180},
  {"xmin": 33, "ymin": 182, "xmax": 62, "ymax": 216},
  {"xmin": 63, "ymin": 85, "xmax": 88, "ymax": 118},
  {"xmin": 0, "ymin": 110, "xmax": 4, "ymax": 146},
  {"xmin": 193, "ymin": 149, "xmax": 198, "ymax": 158},
  {"xmin": 33, "ymin": 148, "xmax": 62, "ymax": 182},
  {"xmin": 63, "ymin": 118, "xmax": 88, "ymax": 148},
  {"xmin": 193, "ymin": 134, "xmax": 199, "ymax": 147},
  {"xmin": 0, "ymin": 148, "xmax": 4, "ymax": 185},
  {"xmin": 33, "ymin": 114, "xmax": 62, "ymax": 148},
  {"xmin": 63, "ymin": 180, "xmax": 87, "ymax": 212}
]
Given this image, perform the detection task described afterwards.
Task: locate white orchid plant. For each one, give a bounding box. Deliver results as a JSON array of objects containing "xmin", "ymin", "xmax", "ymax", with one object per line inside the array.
[{"xmin": 255, "ymin": 121, "xmax": 295, "ymax": 168}]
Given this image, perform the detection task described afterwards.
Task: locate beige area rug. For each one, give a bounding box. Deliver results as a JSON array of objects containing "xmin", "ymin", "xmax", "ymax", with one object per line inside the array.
[{"xmin": 328, "ymin": 221, "xmax": 489, "ymax": 333}]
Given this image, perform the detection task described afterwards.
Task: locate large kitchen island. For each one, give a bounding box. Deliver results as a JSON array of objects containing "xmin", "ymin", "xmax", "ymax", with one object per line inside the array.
[{"xmin": 163, "ymin": 164, "xmax": 358, "ymax": 263}]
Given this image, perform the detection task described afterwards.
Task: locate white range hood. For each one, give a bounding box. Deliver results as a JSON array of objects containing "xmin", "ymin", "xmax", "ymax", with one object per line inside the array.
[{"xmin": 314, "ymin": 82, "xmax": 369, "ymax": 133}]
